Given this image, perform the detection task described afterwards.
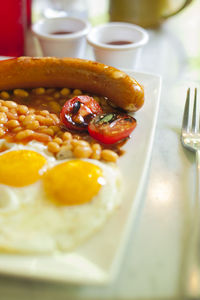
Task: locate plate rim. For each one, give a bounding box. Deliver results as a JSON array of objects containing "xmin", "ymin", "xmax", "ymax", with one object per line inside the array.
[{"xmin": 109, "ymin": 69, "xmax": 162, "ymax": 283}]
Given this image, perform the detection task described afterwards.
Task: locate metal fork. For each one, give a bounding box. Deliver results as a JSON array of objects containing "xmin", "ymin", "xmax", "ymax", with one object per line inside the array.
[
  {"xmin": 181, "ymin": 88, "xmax": 200, "ymax": 297},
  {"xmin": 181, "ymin": 88, "xmax": 200, "ymax": 202}
]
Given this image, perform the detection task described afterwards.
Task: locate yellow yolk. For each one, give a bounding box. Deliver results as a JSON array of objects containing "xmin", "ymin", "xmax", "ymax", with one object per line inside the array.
[
  {"xmin": 42, "ymin": 160, "xmax": 104, "ymax": 206},
  {"xmin": 0, "ymin": 150, "xmax": 46, "ymax": 187}
]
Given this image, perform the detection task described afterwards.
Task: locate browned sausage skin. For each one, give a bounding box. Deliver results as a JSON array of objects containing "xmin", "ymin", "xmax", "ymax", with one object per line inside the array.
[{"xmin": 0, "ymin": 57, "xmax": 144, "ymax": 112}]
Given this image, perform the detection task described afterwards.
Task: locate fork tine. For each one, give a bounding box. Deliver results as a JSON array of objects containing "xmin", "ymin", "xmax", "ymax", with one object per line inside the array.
[
  {"xmin": 192, "ymin": 88, "xmax": 197, "ymax": 132},
  {"xmin": 182, "ymin": 88, "xmax": 190, "ymax": 132}
]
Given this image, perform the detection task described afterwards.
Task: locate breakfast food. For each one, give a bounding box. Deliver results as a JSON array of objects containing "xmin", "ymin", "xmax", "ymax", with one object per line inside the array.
[
  {"xmin": 0, "ymin": 57, "xmax": 144, "ymax": 253},
  {"xmin": 0, "ymin": 91, "xmax": 124, "ymax": 162},
  {"xmin": 0, "ymin": 140, "xmax": 121, "ymax": 253},
  {"xmin": 88, "ymin": 113, "xmax": 137, "ymax": 144},
  {"xmin": 0, "ymin": 57, "xmax": 144, "ymax": 111},
  {"xmin": 60, "ymin": 95, "xmax": 103, "ymax": 131}
]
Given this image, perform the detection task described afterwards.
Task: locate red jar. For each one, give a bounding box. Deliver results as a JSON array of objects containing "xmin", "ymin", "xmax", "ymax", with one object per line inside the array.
[
  {"xmin": 27, "ymin": 0, "xmax": 32, "ymax": 27},
  {"xmin": 0, "ymin": 0, "xmax": 26, "ymax": 56}
]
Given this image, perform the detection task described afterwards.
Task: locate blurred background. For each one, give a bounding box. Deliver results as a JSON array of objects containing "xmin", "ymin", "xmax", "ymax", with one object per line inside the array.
[
  {"xmin": 0, "ymin": 0, "xmax": 195, "ymax": 57},
  {"xmin": 32, "ymin": 0, "xmax": 193, "ymax": 27},
  {"xmin": 32, "ymin": 0, "xmax": 109, "ymax": 26}
]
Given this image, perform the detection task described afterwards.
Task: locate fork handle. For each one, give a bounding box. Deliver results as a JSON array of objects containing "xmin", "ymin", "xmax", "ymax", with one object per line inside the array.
[
  {"xmin": 196, "ymin": 150, "xmax": 200, "ymax": 202},
  {"xmin": 184, "ymin": 151, "xmax": 200, "ymax": 297}
]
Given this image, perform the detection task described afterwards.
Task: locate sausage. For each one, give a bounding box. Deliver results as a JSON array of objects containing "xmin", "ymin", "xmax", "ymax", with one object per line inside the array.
[{"xmin": 0, "ymin": 57, "xmax": 144, "ymax": 112}]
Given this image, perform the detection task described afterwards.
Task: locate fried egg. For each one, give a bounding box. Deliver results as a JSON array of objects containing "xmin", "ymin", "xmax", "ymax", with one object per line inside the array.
[{"xmin": 0, "ymin": 140, "xmax": 122, "ymax": 253}]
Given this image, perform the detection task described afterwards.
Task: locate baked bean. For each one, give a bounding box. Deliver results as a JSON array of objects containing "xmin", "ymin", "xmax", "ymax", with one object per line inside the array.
[
  {"xmin": 78, "ymin": 140, "xmax": 91, "ymax": 147},
  {"xmin": 12, "ymin": 126, "xmax": 23, "ymax": 133},
  {"xmin": 73, "ymin": 145, "xmax": 92, "ymax": 158},
  {"xmin": 53, "ymin": 137, "xmax": 62, "ymax": 145},
  {"xmin": 40, "ymin": 110, "xmax": 49, "ymax": 116},
  {"xmin": 22, "ymin": 115, "xmax": 35, "ymax": 125},
  {"xmin": 19, "ymin": 115, "xmax": 26, "ymax": 122},
  {"xmin": 39, "ymin": 128, "xmax": 54, "ymax": 136},
  {"xmin": 6, "ymin": 120, "xmax": 20, "ymax": 129},
  {"xmin": 29, "ymin": 108, "xmax": 35, "ymax": 114},
  {"xmin": 4, "ymin": 101, "xmax": 17, "ymax": 108},
  {"xmin": 33, "ymin": 88, "xmax": 45, "ymax": 95},
  {"xmin": 17, "ymin": 105, "xmax": 29, "ymax": 114},
  {"xmin": 60, "ymin": 88, "xmax": 70, "ymax": 96},
  {"xmin": 71, "ymin": 139, "xmax": 90, "ymax": 148},
  {"xmin": 0, "ymin": 91, "xmax": 10, "ymax": 99},
  {"xmin": 91, "ymin": 143, "xmax": 101, "ymax": 160},
  {"xmin": 62, "ymin": 132, "xmax": 72, "ymax": 141},
  {"xmin": 61, "ymin": 142, "xmax": 72, "ymax": 150},
  {"xmin": 101, "ymin": 150, "xmax": 118, "ymax": 162},
  {"xmin": 38, "ymin": 125, "xmax": 48, "ymax": 130},
  {"xmin": 37, "ymin": 115, "xmax": 54, "ymax": 126},
  {"xmin": 62, "ymin": 140, "xmax": 72, "ymax": 147},
  {"xmin": 31, "ymin": 132, "xmax": 52, "ymax": 143},
  {"xmin": 35, "ymin": 115, "xmax": 46, "ymax": 124},
  {"xmin": 73, "ymin": 89, "xmax": 82, "ymax": 95},
  {"xmin": 49, "ymin": 114, "xmax": 60, "ymax": 124},
  {"xmin": 56, "ymin": 130, "xmax": 64, "ymax": 138},
  {"xmin": 49, "ymin": 125, "xmax": 60, "ymax": 133},
  {"xmin": 15, "ymin": 129, "xmax": 34, "ymax": 140},
  {"xmin": 10, "ymin": 108, "xmax": 17, "ymax": 115},
  {"xmin": 43, "ymin": 117, "xmax": 55, "ymax": 126},
  {"xmin": 0, "ymin": 112, "xmax": 8, "ymax": 124},
  {"xmin": 56, "ymin": 145, "xmax": 73, "ymax": 160},
  {"xmin": 0, "ymin": 106, "xmax": 8, "ymax": 113},
  {"xmin": 13, "ymin": 89, "xmax": 29, "ymax": 98},
  {"xmin": 25, "ymin": 120, "xmax": 40, "ymax": 130},
  {"xmin": 71, "ymin": 138, "xmax": 78, "ymax": 146},
  {"xmin": 0, "ymin": 128, "xmax": 5, "ymax": 137},
  {"xmin": 6, "ymin": 111, "xmax": 18, "ymax": 120},
  {"xmin": 47, "ymin": 142, "xmax": 60, "ymax": 153},
  {"xmin": 53, "ymin": 92, "xmax": 60, "ymax": 99}
]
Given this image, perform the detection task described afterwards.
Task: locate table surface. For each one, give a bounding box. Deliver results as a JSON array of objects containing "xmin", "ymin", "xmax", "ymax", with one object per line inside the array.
[{"xmin": 1, "ymin": 1, "xmax": 200, "ymax": 300}]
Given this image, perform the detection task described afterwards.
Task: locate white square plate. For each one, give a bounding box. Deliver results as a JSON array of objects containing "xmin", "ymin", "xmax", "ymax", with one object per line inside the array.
[{"xmin": 0, "ymin": 70, "xmax": 161, "ymax": 285}]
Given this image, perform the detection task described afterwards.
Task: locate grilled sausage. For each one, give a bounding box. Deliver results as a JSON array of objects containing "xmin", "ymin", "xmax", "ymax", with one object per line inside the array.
[{"xmin": 0, "ymin": 57, "xmax": 144, "ymax": 111}]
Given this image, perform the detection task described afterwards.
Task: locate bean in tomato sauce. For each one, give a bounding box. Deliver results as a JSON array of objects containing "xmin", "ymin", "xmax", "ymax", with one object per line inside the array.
[{"xmin": 0, "ymin": 87, "xmax": 133, "ymax": 162}]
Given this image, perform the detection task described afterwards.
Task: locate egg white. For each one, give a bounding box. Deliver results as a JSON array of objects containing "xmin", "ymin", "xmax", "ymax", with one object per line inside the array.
[
  {"xmin": 0, "ymin": 140, "xmax": 122, "ymax": 254},
  {"xmin": 0, "ymin": 139, "xmax": 56, "ymax": 165},
  {"xmin": 0, "ymin": 182, "xmax": 41, "ymax": 212}
]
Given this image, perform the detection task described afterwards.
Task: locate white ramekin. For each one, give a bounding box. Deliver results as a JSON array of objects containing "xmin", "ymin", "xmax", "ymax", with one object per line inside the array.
[
  {"xmin": 32, "ymin": 17, "xmax": 91, "ymax": 58},
  {"xmin": 87, "ymin": 22, "xmax": 149, "ymax": 69}
]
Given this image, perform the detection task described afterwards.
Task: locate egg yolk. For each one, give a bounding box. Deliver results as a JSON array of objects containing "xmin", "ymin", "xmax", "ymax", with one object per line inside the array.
[
  {"xmin": 0, "ymin": 150, "xmax": 46, "ymax": 187},
  {"xmin": 42, "ymin": 160, "xmax": 104, "ymax": 206}
]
